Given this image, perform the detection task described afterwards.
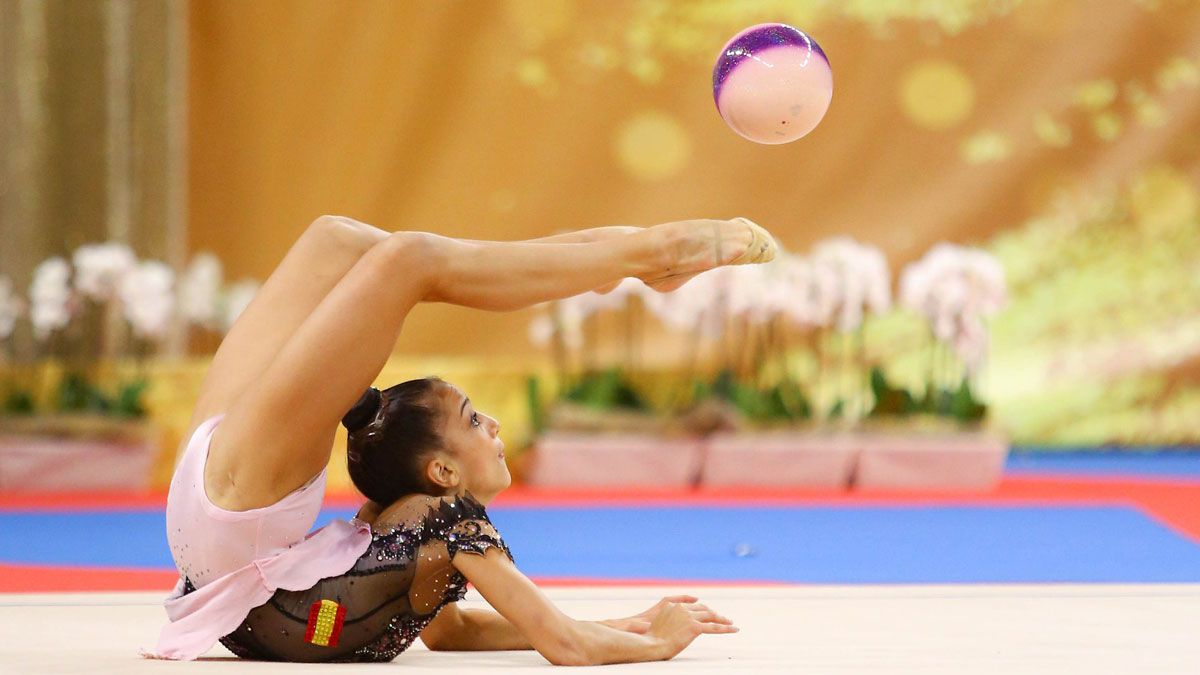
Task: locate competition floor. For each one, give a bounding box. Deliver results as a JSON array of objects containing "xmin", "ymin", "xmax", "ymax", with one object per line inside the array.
[{"xmin": 3, "ymin": 452, "xmax": 1200, "ymax": 673}]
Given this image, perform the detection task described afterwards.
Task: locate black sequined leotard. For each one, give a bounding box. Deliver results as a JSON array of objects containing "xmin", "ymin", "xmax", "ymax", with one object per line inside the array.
[{"xmin": 185, "ymin": 492, "xmax": 512, "ymax": 663}]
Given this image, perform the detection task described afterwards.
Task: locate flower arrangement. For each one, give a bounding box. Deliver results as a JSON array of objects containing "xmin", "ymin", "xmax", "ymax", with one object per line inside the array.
[
  {"xmin": 0, "ymin": 243, "xmax": 260, "ymax": 419},
  {"xmin": 527, "ymin": 278, "xmax": 653, "ymax": 433},
  {"xmin": 875, "ymin": 242, "xmax": 1007, "ymax": 422},
  {"xmin": 528, "ymin": 238, "xmax": 1006, "ymax": 433}
]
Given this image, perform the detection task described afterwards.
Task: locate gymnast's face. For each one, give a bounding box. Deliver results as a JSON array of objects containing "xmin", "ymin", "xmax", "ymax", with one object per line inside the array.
[{"xmin": 428, "ymin": 383, "xmax": 511, "ymax": 504}]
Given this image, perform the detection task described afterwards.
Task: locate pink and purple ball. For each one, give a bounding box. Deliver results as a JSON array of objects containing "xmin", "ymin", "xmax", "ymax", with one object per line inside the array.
[{"xmin": 713, "ymin": 23, "xmax": 833, "ymax": 145}]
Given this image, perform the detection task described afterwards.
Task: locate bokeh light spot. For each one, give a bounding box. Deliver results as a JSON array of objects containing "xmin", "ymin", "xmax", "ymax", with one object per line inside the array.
[
  {"xmin": 614, "ymin": 111, "xmax": 692, "ymax": 181},
  {"xmin": 1157, "ymin": 56, "xmax": 1199, "ymax": 92},
  {"xmin": 900, "ymin": 60, "xmax": 975, "ymax": 130},
  {"xmin": 1131, "ymin": 166, "xmax": 1198, "ymax": 236},
  {"xmin": 578, "ymin": 43, "xmax": 618, "ymax": 71},
  {"xmin": 628, "ymin": 56, "xmax": 663, "ymax": 85},
  {"xmin": 515, "ymin": 58, "xmax": 558, "ymax": 97},
  {"xmin": 1074, "ymin": 79, "xmax": 1117, "ymax": 111},
  {"xmin": 1128, "ymin": 84, "xmax": 1167, "ymax": 128},
  {"xmin": 1091, "ymin": 112, "xmax": 1122, "ymax": 141},
  {"xmin": 504, "ymin": 0, "xmax": 575, "ymax": 47},
  {"xmin": 960, "ymin": 130, "xmax": 1011, "ymax": 164},
  {"xmin": 516, "ymin": 58, "xmax": 548, "ymax": 87},
  {"xmin": 1033, "ymin": 111, "xmax": 1072, "ymax": 147}
]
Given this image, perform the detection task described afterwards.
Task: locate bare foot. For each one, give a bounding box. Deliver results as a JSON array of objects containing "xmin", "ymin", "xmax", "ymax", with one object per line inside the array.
[
  {"xmin": 641, "ymin": 217, "xmax": 774, "ymax": 291},
  {"xmin": 645, "ymin": 273, "xmax": 700, "ymax": 293}
]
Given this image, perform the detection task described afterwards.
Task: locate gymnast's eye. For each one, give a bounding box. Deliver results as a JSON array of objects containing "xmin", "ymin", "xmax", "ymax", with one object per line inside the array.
[{"xmin": 471, "ymin": 412, "xmax": 480, "ymax": 427}]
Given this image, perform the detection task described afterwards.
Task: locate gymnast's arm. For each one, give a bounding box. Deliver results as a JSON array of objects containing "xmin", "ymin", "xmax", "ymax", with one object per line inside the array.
[
  {"xmin": 419, "ymin": 596, "xmax": 695, "ymax": 651},
  {"xmin": 419, "ymin": 603, "xmax": 532, "ymax": 651},
  {"xmin": 445, "ymin": 547, "xmax": 737, "ymax": 665}
]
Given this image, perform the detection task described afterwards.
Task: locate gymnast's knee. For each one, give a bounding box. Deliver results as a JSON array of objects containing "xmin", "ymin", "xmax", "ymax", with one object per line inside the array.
[
  {"xmin": 307, "ymin": 214, "xmax": 383, "ymax": 257},
  {"xmin": 366, "ymin": 230, "xmax": 441, "ymax": 289}
]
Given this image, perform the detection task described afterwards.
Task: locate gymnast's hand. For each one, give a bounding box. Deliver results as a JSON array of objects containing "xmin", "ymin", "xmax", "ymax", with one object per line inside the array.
[
  {"xmin": 603, "ymin": 595, "xmax": 736, "ymax": 635},
  {"xmin": 645, "ymin": 599, "xmax": 740, "ymax": 659}
]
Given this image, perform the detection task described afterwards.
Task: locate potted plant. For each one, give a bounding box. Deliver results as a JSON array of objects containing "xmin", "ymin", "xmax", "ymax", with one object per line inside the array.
[
  {"xmin": 0, "ymin": 244, "xmax": 260, "ymax": 492},
  {"xmin": 525, "ymin": 280, "xmax": 704, "ymax": 487},
  {"xmin": 855, "ymin": 243, "xmax": 1009, "ymax": 490},
  {"xmin": 698, "ymin": 238, "xmax": 889, "ymax": 488}
]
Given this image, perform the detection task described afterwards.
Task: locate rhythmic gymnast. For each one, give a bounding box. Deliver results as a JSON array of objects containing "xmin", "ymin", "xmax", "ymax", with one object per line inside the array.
[{"xmin": 149, "ymin": 215, "xmax": 776, "ymax": 664}]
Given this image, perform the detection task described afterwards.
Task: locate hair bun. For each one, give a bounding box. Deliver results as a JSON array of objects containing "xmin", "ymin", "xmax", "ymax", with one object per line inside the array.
[{"xmin": 342, "ymin": 387, "xmax": 382, "ymax": 432}]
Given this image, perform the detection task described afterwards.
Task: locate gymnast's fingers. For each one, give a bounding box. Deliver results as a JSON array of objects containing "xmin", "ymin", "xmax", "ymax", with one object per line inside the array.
[
  {"xmin": 690, "ymin": 608, "xmax": 733, "ymax": 624},
  {"xmin": 694, "ymin": 611, "xmax": 733, "ymax": 625}
]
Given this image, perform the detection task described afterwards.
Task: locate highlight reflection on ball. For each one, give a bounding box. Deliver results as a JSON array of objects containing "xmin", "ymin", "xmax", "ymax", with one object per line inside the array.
[{"xmin": 713, "ymin": 23, "xmax": 833, "ymax": 145}]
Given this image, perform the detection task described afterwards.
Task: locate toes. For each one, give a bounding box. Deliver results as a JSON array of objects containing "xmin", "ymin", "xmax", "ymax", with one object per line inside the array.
[{"xmin": 732, "ymin": 217, "xmax": 777, "ymax": 263}]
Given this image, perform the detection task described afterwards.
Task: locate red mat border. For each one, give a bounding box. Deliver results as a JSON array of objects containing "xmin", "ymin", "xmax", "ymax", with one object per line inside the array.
[
  {"xmin": 0, "ymin": 563, "xmax": 796, "ymax": 594},
  {"xmin": 2, "ymin": 474, "xmax": 1198, "ymax": 507}
]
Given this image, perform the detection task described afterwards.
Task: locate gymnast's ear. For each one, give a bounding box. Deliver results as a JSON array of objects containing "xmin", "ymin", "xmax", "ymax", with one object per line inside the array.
[{"xmin": 424, "ymin": 455, "xmax": 460, "ymax": 492}]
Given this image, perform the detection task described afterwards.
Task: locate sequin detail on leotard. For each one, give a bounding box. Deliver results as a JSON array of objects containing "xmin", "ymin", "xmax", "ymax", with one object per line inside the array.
[{"xmin": 203, "ymin": 492, "xmax": 512, "ymax": 663}]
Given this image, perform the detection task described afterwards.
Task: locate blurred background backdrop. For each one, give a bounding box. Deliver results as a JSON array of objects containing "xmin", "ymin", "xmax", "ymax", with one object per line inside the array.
[{"xmin": 1, "ymin": 0, "xmax": 1199, "ymax": 494}]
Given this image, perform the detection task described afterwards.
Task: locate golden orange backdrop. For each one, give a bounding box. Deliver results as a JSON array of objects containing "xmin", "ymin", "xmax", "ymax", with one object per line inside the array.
[{"xmin": 188, "ymin": 1, "xmax": 1200, "ymax": 444}]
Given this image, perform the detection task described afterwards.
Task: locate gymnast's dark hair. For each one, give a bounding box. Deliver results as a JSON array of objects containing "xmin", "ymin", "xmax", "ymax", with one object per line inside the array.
[{"xmin": 343, "ymin": 377, "xmax": 448, "ymax": 505}]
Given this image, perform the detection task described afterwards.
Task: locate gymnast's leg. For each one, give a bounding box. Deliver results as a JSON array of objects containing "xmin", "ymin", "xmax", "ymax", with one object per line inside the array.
[
  {"xmin": 205, "ymin": 219, "xmax": 759, "ymax": 511},
  {"xmin": 189, "ymin": 217, "xmax": 646, "ymax": 431}
]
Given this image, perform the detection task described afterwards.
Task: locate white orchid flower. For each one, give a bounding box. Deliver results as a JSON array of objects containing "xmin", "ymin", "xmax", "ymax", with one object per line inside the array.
[
  {"xmin": 119, "ymin": 261, "xmax": 175, "ymax": 339},
  {"xmin": 178, "ymin": 252, "xmax": 224, "ymax": 329},
  {"xmin": 899, "ymin": 242, "xmax": 1007, "ymax": 371},
  {"xmin": 73, "ymin": 242, "xmax": 136, "ymax": 301},
  {"xmin": 29, "ymin": 257, "xmax": 72, "ymax": 340},
  {"xmin": 812, "ymin": 236, "xmax": 891, "ymax": 332}
]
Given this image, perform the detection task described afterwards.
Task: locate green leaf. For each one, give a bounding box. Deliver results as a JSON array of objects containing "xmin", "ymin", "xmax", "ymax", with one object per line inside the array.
[
  {"xmin": 526, "ymin": 376, "xmax": 544, "ymax": 434},
  {"xmin": 762, "ymin": 385, "xmax": 791, "ymax": 420},
  {"xmin": 950, "ymin": 378, "xmax": 987, "ymax": 422},
  {"xmin": 868, "ymin": 366, "xmax": 918, "ymax": 418},
  {"xmin": 869, "ymin": 366, "xmax": 888, "ymax": 399},
  {"xmin": 3, "ymin": 389, "xmax": 35, "ymax": 415},
  {"xmin": 828, "ymin": 398, "xmax": 845, "ymax": 419},
  {"xmin": 113, "ymin": 379, "xmax": 149, "ymax": 418},
  {"xmin": 692, "ymin": 370, "xmax": 812, "ymax": 422},
  {"xmin": 918, "ymin": 384, "xmax": 955, "ymax": 416},
  {"xmin": 774, "ymin": 379, "xmax": 812, "ymax": 420},
  {"xmin": 562, "ymin": 368, "xmax": 647, "ymax": 411},
  {"xmin": 711, "ymin": 369, "xmax": 737, "ymax": 401},
  {"xmin": 57, "ymin": 373, "xmax": 105, "ymax": 412}
]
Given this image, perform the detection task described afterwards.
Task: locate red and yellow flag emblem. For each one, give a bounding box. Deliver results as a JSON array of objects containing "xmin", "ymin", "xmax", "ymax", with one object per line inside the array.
[{"xmin": 304, "ymin": 599, "xmax": 346, "ymax": 647}]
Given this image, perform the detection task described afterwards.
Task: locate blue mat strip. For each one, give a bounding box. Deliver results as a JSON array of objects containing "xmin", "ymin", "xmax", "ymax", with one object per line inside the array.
[
  {"xmin": 3, "ymin": 505, "xmax": 1199, "ymax": 584},
  {"xmin": 1006, "ymin": 450, "xmax": 1200, "ymax": 478}
]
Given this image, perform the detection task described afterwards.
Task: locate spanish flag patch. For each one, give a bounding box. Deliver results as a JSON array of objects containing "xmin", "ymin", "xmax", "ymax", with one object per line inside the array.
[{"xmin": 304, "ymin": 599, "xmax": 346, "ymax": 647}]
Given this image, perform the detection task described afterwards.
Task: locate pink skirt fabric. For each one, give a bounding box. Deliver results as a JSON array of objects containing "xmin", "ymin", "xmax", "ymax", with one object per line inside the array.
[{"xmin": 145, "ymin": 415, "xmax": 372, "ymax": 660}]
